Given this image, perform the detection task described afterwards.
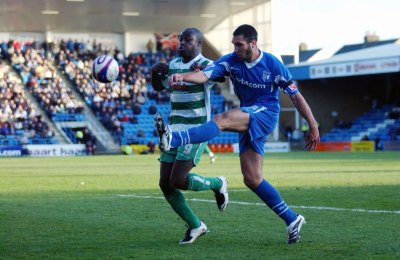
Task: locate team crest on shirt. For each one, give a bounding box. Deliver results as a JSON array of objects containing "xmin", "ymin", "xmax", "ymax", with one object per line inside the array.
[{"xmin": 262, "ymin": 71, "xmax": 271, "ymax": 82}]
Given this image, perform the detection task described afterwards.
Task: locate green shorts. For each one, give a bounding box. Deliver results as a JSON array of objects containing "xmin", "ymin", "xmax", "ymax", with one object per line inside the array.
[{"xmin": 159, "ymin": 142, "xmax": 208, "ymax": 166}]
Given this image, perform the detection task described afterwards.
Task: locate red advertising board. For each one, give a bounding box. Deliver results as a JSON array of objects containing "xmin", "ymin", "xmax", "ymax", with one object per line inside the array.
[{"xmin": 316, "ymin": 142, "xmax": 351, "ymax": 151}]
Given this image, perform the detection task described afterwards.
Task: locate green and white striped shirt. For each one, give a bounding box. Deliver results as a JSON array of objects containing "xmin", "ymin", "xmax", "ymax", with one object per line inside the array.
[{"xmin": 161, "ymin": 54, "xmax": 215, "ymax": 131}]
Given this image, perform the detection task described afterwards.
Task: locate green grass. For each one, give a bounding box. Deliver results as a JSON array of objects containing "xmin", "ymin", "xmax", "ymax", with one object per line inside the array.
[{"xmin": 1, "ymin": 152, "xmax": 399, "ymax": 259}]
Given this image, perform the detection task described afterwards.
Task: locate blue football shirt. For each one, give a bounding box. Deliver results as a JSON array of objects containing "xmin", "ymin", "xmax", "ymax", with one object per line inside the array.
[{"xmin": 203, "ymin": 51, "xmax": 298, "ymax": 112}]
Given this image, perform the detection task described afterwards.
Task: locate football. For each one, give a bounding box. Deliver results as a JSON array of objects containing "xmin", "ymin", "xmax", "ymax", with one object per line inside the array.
[{"xmin": 91, "ymin": 55, "xmax": 119, "ymax": 83}]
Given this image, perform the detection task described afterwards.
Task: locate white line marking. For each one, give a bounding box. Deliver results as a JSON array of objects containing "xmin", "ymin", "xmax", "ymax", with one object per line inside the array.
[{"xmin": 116, "ymin": 194, "xmax": 400, "ymax": 215}]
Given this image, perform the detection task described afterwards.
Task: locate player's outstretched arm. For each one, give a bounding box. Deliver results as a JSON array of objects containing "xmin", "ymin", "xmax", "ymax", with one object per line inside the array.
[
  {"xmin": 169, "ymin": 71, "xmax": 209, "ymax": 86},
  {"xmin": 289, "ymin": 92, "xmax": 320, "ymax": 151}
]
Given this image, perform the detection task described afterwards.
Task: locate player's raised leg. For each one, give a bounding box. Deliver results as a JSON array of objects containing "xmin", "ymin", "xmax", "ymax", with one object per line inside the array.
[{"xmin": 155, "ymin": 109, "xmax": 249, "ymax": 151}]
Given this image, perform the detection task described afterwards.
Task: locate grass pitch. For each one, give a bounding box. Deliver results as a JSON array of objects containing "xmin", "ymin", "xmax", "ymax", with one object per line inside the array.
[{"xmin": 1, "ymin": 152, "xmax": 399, "ymax": 259}]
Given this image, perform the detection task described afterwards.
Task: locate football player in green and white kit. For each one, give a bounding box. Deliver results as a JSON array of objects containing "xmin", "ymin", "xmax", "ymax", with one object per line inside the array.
[{"xmin": 151, "ymin": 28, "xmax": 228, "ymax": 245}]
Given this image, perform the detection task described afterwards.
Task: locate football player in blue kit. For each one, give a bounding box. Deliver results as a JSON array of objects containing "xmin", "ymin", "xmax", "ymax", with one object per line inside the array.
[{"xmin": 154, "ymin": 24, "xmax": 320, "ymax": 244}]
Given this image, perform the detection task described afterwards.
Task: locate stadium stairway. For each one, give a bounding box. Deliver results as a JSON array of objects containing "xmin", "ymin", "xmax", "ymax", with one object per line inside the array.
[{"xmin": 55, "ymin": 66, "xmax": 120, "ymax": 153}]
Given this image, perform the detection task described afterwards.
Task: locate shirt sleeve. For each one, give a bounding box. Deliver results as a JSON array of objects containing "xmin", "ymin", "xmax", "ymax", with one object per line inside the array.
[
  {"xmin": 159, "ymin": 61, "xmax": 172, "ymax": 91},
  {"xmin": 198, "ymin": 60, "xmax": 217, "ymax": 89},
  {"xmin": 271, "ymin": 55, "xmax": 299, "ymax": 96},
  {"xmin": 203, "ymin": 54, "xmax": 231, "ymax": 81}
]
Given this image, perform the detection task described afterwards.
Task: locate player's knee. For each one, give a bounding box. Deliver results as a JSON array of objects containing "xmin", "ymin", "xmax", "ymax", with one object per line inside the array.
[
  {"xmin": 170, "ymin": 176, "xmax": 188, "ymax": 190},
  {"xmin": 159, "ymin": 180, "xmax": 173, "ymax": 194},
  {"xmin": 214, "ymin": 109, "xmax": 249, "ymax": 131},
  {"xmin": 243, "ymin": 174, "xmax": 262, "ymax": 189}
]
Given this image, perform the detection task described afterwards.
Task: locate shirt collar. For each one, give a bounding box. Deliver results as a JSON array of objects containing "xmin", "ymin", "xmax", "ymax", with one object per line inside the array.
[{"xmin": 244, "ymin": 49, "xmax": 263, "ymax": 69}]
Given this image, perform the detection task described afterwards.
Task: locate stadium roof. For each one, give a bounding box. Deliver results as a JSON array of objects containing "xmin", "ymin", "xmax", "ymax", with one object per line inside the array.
[
  {"xmin": 299, "ymin": 49, "xmax": 321, "ymax": 62},
  {"xmin": 288, "ymin": 40, "xmax": 400, "ymax": 80},
  {"xmin": 334, "ymin": 38, "xmax": 398, "ymax": 55},
  {"xmin": 0, "ymin": 0, "xmax": 268, "ymax": 33}
]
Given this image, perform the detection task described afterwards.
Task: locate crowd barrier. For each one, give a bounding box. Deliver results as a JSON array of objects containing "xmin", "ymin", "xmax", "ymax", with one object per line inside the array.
[
  {"xmin": 0, "ymin": 144, "xmax": 86, "ymax": 157},
  {"xmin": 1, "ymin": 141, "xmax": 399, "ymax": 157},
  {"xmin": 383, "ymin": 141, "xmax": 400, "ymax": 150},
  {"xmin": 209, "ymin": 144, "xmax": 234, "ymax": 153},
  {"xmin": 0, "ymin": 145, "xmax": 24, "ymax": 157},
  {"xmin": 316, "ymin": 141, "xmax": 375, "ymax": 152},
  {"xmin": 211, "ymin": 142, "xmax": 290, "ymax": 153},
  {"xmin": 123, "ymin": 142, "xmax": 291, "ymax": 155},
  {"xmin": 121, "ymin": 144, "xmax": 151, "ymax": 155}
]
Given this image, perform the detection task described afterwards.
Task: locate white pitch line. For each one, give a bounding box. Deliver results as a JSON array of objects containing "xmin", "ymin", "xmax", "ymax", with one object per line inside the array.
[{"xmin": 116, "ymin": 194, "xmax": 400, "ymax": 215}]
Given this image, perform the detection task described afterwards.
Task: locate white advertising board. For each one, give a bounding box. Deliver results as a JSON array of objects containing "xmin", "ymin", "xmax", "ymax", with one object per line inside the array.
[
  {"xmin": 310, "ymin": 57, "xmax": 400, "ymax": 79},
  {"xmin": 25, "ymin": 145, "xmax": 86, "ymax": 157},
  {"xmin": 232, "ymin": 142, "xmax": 290, "ymax": 153}
]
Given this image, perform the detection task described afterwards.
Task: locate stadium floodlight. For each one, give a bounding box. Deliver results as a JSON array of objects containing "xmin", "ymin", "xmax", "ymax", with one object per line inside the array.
[
  {"xmin": 230, "ymin": 2, "xmax": 247, "ymax": 6},
  {"xmin": 200, "ymin": 13, "xmax": 216, "ymax": 18},
  {"xmin": 122, "ymin": 12, "xmax": 140, "ymax": 16},
  {"xmin": 41, "ymin": 10, "xmax": 59, "ymax": 15}
]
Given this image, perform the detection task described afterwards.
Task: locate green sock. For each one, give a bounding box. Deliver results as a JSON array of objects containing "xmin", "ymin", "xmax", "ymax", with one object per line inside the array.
[
  {"xmin": 164, "ymin": 189, "xmax": 201, "ymax": 229},
  {"xmin": 187, "ymin": 173, "xmax": 222, "ymax": 192}
]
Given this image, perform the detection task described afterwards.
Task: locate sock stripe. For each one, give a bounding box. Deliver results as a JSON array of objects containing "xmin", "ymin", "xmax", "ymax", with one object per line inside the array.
[
  {"xmin": 252, "ymin": 179, "xmax": 297, "ymax": 225},
  {"xmin": 178, "ymin": 131, "xmax": 183, "ymax": 146},
  {"xmin": 278, "ymin": 207, "xmax": 289, "ymax": 216},
  {"xmin": 271, "ymin": 201, "xmax": 285, "ymax": 210},
  {"xmin": 185, "ymin": 129, "xmax": 190, "ymax": 144}
]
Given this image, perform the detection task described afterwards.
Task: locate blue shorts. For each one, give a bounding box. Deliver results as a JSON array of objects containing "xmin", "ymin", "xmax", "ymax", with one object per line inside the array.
[{"xmin": 239, "ymin": 105, "xmax": 279, "ymax": 156}]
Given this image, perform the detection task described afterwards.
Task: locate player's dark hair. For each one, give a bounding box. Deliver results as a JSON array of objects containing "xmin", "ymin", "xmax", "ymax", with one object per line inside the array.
[
  {"xmin": 180, "ymin": 28, "xmax": 203, "ymax": 42},
  {"xmin": 233, "ymin": 24, "xmax": 258, "ymax": 42}
]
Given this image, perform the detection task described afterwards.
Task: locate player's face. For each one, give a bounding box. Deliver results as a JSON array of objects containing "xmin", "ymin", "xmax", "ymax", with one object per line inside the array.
[
  {"xmin": 232, "ymin": 35, "xmax": 254, "ymax": 62},
  {"xmin": 178, "ymin": 32, "xmax": 200, "ymax": 60}
]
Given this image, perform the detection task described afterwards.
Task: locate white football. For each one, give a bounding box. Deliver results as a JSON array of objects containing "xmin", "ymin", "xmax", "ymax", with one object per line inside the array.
[{"xmin": 91, "ymin": 55, "xmax": 119, "ymax": 83}]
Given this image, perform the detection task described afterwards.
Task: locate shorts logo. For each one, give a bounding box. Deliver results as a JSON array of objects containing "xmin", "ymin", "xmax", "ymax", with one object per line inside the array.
[{"xmin": 254, "ymin": 107, "xmax": 267, "ymax": 113}]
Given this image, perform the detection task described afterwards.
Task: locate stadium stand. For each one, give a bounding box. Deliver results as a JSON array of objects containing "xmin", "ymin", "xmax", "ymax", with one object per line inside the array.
[
  {"xmin": 3, "ymin": 36, "xmax": 397, "ymax": 151},
  {"xmin": 321, "ymin": 101, "xmax": 400, "ymax": 142},
  {"xmin": 0, "ymin": 35, "xmax": 244, "ymax": 151},
  {"xmin": 63, "ymin": 127, "xmax": 97, "ymax": 155},
  {"xmin": 53, "ymin": 40, "xmax": 232, "ymax": 146},
  {"xmin": 285, "ymin": 36, "xmax": 400, "ymax": 151},
  {"xmin": 10, "ymin": 46, "xmax": 85, "ymax": 121},
  {"xmin": 0, "ymin": 58, "xmax": 58, "ymax": 146},
  {"xmin": 55, "ymin": 43, "xmax": 171, "ymax": 145}
]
